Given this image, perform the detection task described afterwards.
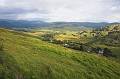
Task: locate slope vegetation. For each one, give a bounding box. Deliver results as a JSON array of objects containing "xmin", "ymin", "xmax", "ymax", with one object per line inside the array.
[{"xmin": 0, "ymin": 28, "xmax": 120, "ymax": 79}]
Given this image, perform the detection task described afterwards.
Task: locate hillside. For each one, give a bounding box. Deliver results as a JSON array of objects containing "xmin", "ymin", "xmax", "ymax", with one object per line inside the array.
[
  {"xmin": 0, "ymin": 28, "xmax": 120, "ymax": 79},
  {"xmin": 94, "ymin": 24, "xmax": 120, "ymax": 46},
  {"xmin": 102, "ymin": 23, "xmax": 120, "ymax": 31},
  {"xmin": 27, "ymin": 23, "xmax": 120, "ymax": 62}
]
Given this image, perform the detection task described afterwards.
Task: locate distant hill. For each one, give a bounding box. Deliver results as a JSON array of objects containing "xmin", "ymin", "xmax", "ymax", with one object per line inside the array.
[
  {"xmin": 50, "ymin": 22, "xmax": 109, "ymax": 28},
  {"xmin": 0, "ymin": 19, "xmax": 49, "ymax": 28},
  {"xmin": 0, "ymin": 19, "xmax": 112, "ymax": 29},
  {"xmin": 0, "ymin": 28, "xmax": 120, "ymax": 79}
]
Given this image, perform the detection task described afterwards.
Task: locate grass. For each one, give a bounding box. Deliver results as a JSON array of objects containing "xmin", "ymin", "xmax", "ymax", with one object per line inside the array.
[{"xmin": 0, "ymin": 28, "xmax": 120, "ymax": 79}]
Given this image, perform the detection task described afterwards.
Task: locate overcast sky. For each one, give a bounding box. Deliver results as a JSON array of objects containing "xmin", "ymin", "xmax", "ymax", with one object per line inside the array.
[{"xmin": 0, "ymin": 0, "xmax": 120, "ymax": 22}]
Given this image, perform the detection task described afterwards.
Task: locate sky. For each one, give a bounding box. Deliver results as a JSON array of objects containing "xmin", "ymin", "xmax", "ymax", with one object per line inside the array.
[{"xmin": 0, "ymin": 0, "xmax": 120, "ymax": 22}]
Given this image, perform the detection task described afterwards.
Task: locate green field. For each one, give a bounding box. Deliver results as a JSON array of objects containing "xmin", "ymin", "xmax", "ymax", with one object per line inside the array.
[{"xmin": 0, "ymin": 28, "xmax": 120, "ymax": 79}]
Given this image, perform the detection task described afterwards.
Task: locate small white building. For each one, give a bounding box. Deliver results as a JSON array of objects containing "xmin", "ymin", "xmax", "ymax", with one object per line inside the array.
[{"xmin": 98, "ymin": 49, "xmax": 104, "ymax": 55}]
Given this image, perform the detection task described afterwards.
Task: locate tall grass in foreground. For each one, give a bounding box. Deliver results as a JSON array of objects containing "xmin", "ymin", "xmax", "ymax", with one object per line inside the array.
[{"xmin": 0, "ymin": 28, "xmax": 120, "ymax": 79}]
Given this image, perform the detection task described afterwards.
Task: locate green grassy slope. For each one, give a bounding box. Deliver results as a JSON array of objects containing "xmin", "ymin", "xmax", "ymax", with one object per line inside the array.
[{"xmin": 0, "ymin": 28, "xmax": 120, "ymax": 79}]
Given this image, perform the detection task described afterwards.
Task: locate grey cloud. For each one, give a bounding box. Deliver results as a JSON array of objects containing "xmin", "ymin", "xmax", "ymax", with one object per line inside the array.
[
  {"xmin": 0, "ymin": 7, "xmax": 37, "ymax": 14},
  {"xmin": 0, "ymin": 0, "xmax": 120, "ymax": 22}
]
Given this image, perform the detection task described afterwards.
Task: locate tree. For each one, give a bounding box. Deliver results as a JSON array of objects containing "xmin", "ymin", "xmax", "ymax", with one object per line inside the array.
[{"xmin": 103, "ymin": 48, "xmax": 115, "ymax": 57}]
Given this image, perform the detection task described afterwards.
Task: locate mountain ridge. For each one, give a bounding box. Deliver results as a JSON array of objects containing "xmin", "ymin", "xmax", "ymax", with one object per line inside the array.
[{"xmin": 0, "ymin": 19, "xmax": 118, "ymax": 29}]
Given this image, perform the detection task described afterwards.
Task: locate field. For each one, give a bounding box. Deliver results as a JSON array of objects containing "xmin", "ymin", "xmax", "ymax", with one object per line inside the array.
[{"xmin": 0, "ymin": 28, "xmax": 120, "ymax": 79}]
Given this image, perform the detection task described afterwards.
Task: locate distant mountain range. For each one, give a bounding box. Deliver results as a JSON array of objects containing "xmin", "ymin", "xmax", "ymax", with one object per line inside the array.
[
  {"xmin": 0, "ymin": 19, "xmax": 49, "ymax": 28},
  {"xmin": 50, "ymin": 22, "xmax": 109, "ymax": 28},
  {"xmin": 0, "ymin": 19, "xmax": 119, "ymax": 29}
]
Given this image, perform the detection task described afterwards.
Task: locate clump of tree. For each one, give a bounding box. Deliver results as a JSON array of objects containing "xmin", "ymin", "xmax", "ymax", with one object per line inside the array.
[
  {"xmin": 92, "ymin": 47, "xmax": 116, "ymax": 57},
  {"xmin": 41, "ymin": 33, "xmax": 55, "ymax": 41},
  {"xmin": 103, "ymin": 48, "xmax": 116, "ymax": 57},
  {"xmin": 61, "ymin": 40, "xmax": 116, "ymax": 57}
]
